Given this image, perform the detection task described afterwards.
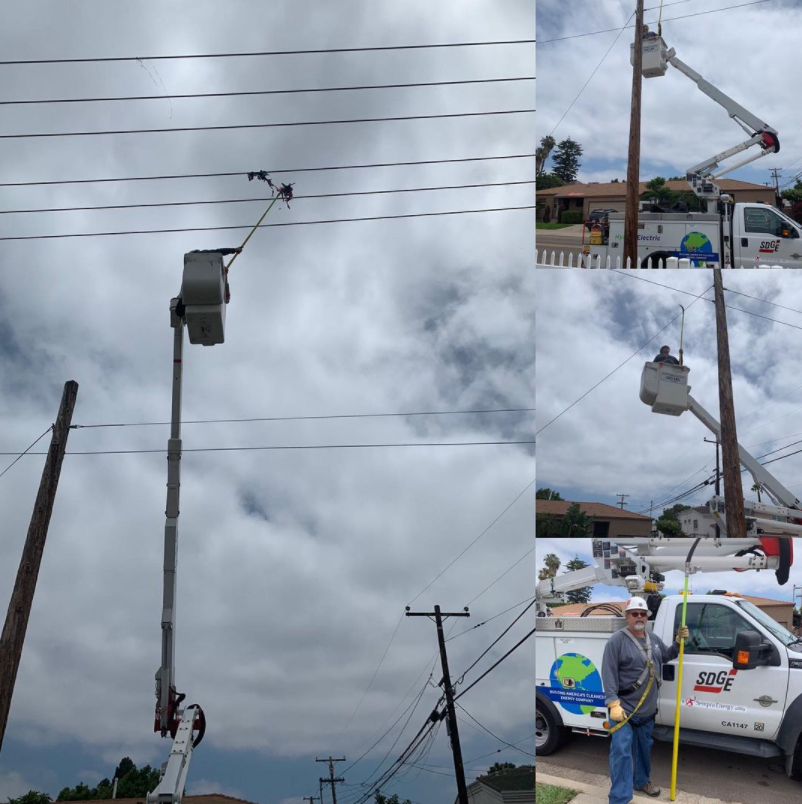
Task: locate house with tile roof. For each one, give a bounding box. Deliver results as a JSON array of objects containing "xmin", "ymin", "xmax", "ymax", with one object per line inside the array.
[
  {"xmin": 465, "ymin": 765, "xmax": 534, "ymax": 803},
  {"xmin": 537, "ymin": 178, "xmax": 775, "ymax": 222},
  {"xmin": 536, "ymin": 499, "xmax": 652, "ymax": 539}
]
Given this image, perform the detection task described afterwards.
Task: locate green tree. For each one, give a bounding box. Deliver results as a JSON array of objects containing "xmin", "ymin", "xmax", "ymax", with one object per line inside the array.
[
  {"xmin": 538, "ymin": 553, "xmax": 561, "ymax": 581},
  {"xmin": 641, "ymin": 177, "xmax": 701, "ymax": 212},
  {"xmin": 374, "ymin": 794, "xmax": 412, "ymax": 804},
  {"xmin": 8, "ymin": 793, "xmax": 51, "ymax": 804},
  {"xmin": 551, "ymin": 138, "xmax": 583, "ymax": 184},
  {"xmin": 536, "ymin": 172, "xmax": 565, "ymax": 191},
  {"xmin": 793, "ymin": 607, "xmax": 801, "ymax": 630},
  {"xmin": 781, "ymin": 180, "xmax": 802, "ymax": 204},
  {"xmin": 536, "ymin": 135, "xmax": 557, "ymax": 176},
  {"xmin": 561, "ymin": 502, "xmax": 594, "ymax": 537},
  {"xmin": 564, "ymin": 556, "xmax": 592, "ymax": 604},
  {"xmin": 488, "ymin": 762, "xmax": 517, "ymax": 774},
  {"xmin": 56, "ymin": 758, "xmax": 160, "ymax": 801},
  {"xmin": 654, "ymin": 504, "xmax": 686, "ymax": 537},
  {"xmin": 751, "ymin": 482, "xmax": 763, "ymax": 502},
  {"xmin": 536, "ymin": 488, "xmax": 563, "ymax": 500}
]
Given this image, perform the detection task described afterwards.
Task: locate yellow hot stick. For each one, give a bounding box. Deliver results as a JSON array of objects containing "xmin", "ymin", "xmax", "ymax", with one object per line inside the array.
[
  {"xmin": 670, "ymin": 574, "xmax": 690, "ymax": 800},
  {"xmin": 225, "ymin": 195, "xmax": 281, "ymax": 272}
]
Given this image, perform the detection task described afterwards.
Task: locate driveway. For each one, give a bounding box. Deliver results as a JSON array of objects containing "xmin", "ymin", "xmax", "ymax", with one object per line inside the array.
[{"xmin": 538, "ymin": 731, "xmax": 800, "ymax": 804}]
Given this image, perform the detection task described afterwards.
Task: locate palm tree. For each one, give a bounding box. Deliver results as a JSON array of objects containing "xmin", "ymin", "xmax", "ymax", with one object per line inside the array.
[
  {"xmin": 536, "ymin": 135, "xmax": 556, "ymax": 176},
  {"xmin": 538, "ymin": 553, "xmax": 561, "ymax": 580},
  {"xmin": 751, "ymin": 482, "xmax": 762, "ymax": 503}
]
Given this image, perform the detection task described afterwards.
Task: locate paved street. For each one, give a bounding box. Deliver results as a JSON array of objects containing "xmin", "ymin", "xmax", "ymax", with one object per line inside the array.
[
  {"xmin": 536, "ymin": 226, "xmax": 586, "ymax": 267},
  {"xmin": 538, "ymin": 731, "xmax": 800, "ymax": 804}
]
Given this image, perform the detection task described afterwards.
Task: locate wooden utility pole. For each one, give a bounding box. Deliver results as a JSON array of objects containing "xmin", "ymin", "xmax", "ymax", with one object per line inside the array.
[
  {"xmin": 406, "ymin": 605, "xmax": 470, "ymax": 804},
  {"xmin": 624, "ymin": 0, "xmax": 645, "ymax": 269},
  {"xmin": 316, "ymin": 757, "xmax": 345, "ymax": 804},
  {"xmin": 0, "ymin": 380, "xmax": 78, "ymax": 754},
  {"xmin": 303, "ymin": 798, "xmax": 319, "ymax": 804},
  {"xmin": 704, "ymin": 437, "xmax": 721, "ymax": 538},
  {"xmin": 713, "ymin": 272, "xmax": 746, "ymax": 538}
]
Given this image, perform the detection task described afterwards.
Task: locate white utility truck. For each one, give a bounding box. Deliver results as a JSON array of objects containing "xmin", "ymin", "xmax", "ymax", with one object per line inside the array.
[
  {"xmin": 583, "ymin": 30, "xmax": 802, "ymax": 269},
  {"xmin": 640, "ymin": 361, "xmax": 802, "ymax": 537},
  {"xmin": 535, "ymin": 538, "xmax": 802, "ymax": 780}
]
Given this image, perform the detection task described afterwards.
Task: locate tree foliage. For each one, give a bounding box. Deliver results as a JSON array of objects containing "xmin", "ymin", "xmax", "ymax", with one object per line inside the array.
[
  {"xmin": 488, "ymin": 762, "xmax": 517, "ymax": 774},
  {"xmin": 654, "ymin": 504, "xmax": 689, "ymax": 537},
  {"xmin": 536, "ymin": 136, "xmax": 557, "ymax": 176},
  {"xmin": 641, "ymin": 177, "xmax": 701, "ymax": 212},
  {"xmin": 538, "ymin": 552, "xmax": 561, "ymax": 581},
  {"xmin": 551, "ymin": 138, "xmax": 583, "ymax": 184},
  {"xmin": 56, "ymin": 758, "xmax": 161, "ymax": 801},
  {"xmin": 536, "ymin": 488, "xmax": 563, "ymax": 500},
  {"xmin": 374, "ymin": 794, "xmax": 412, "ymax": 804},
  {"xmin": 536, "ymin": 173, "xmax": 565, "ymax": 191},
  {"xmin": 564, "ymin": 556, "xmax": 592, "ymax": 604},
  {"xmin": 8, "ymin": 793, "xmax": 52, "ymax": 804}
]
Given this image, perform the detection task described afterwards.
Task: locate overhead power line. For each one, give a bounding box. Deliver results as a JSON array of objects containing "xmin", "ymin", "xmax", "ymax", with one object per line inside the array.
[
  {"xmin": 406, "ymin": 477, "xmax": 535, "ymax": 606},
  {"xmin": 536, "ymin": 285, "xmax": 712, "ymax": 435},
  {"xmin": 1, "ymin": 181, "xmax": 536, "ymax": 216},
  {"xmin": 0, "ymin": 39, "xmax": 536, "ymax": 66},
  {"xmin": 455, "ymin": 703, "xmax": 537, "ymax": 760},
  {"xmin": 0, "ymin": 76, "xmax": 535, "ymax": 106},
  {"xmin": 71, "ymin": 406, "xmax": 535, "ymax": 430},
  {"xmin": 539, "ymin": 1, "xmax": 772, "ymax": 44},
  {"xmin": 0, "ymin": 109, "xmax": 535, "ymax": 140},
  {"xmin": 466, "ymin": 545, "xmax": 536, "ymax": 605},
  {"xmin": 446, "ymin": 595, "xmax": 536, "ymax": 642},
  {"xmin": 0, "ymin": 205, "xmax": 536, "ymax": 241},
  {"xmin": 0, "ymin": 153, "xmax": 535, "ymax": 188},
  {"xmin": 0, "ymin": 427, "xmax": 53, "ymax": 481},
  {"xmin": 0, "ymin": 440, "xmax": 535, "ymax": 456}
]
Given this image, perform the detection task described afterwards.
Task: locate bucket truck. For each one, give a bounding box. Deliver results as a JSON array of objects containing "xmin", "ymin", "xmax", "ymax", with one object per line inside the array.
[
  {"xmin": 584, "ymin": 31, "xmax": 802, "ymax": 268},
  {"xmin": 535, "ymin": 538, "xmax": 802, "ymax": 780},
  {"xmin": 148, "ymin": 249, "xmax": 236, "ymax": 804},
  {"xmin": 640, "ymin": 361, "xmax": 802, "ymax": 538}
]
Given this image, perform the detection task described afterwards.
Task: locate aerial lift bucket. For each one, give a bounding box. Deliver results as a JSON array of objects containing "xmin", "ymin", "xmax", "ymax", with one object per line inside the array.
[{"xmin": 639, "ymin": 362, "xmax": 691, "ymax": 416}]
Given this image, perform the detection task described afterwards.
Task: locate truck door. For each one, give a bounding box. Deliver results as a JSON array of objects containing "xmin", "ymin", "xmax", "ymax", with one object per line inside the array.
[
  {"xmin": 736, "ymin": 205, "xmax": 802, "ymax": 268},
  {"xmin": 658, "ymin": 602, "xmax": 787, "ymax": 741}
]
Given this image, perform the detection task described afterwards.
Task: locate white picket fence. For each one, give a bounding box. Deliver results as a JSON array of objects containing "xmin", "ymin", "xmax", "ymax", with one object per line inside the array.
[{"xmin": 535, "ymin": 250, "xmax": 784, "ymax": 269}]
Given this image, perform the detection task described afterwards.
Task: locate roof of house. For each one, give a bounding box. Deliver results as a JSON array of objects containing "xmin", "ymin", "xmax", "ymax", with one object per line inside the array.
[
  {"xmin": 547, "ymin": 595, "xmax": 793, "ymax": 616},
  {"xmin": 473, "ymin": 766, "xmax": 535, "ymax": 792},
  {"xmin": 537, "ymin": 179, "xmax": 772, "ymax": 198},
  {"xmin": 59, "ymin": 797, "xmax": 260, "ymax": 804},
  {"xmin": 536, "ymin": 500, "xmax": 652, "ymax": 520}
]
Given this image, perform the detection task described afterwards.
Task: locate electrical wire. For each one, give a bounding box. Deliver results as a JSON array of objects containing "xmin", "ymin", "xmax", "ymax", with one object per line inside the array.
[
  {"xmin": 0, "ymin": 39, "xmax": 536, "ymax": 66},
  {"xmin": 0, "ymin": 439, "xmax": 536, "ymax": 456},
  {"xmin": 0, "ymin": 205, "xmax": 536, "ymax": 241},
  {"xmin": 454, "ymin": 626, "xmax": 534, "ymax": 701},
  {"xmin": 454, "ymin": 600, "xmax": 536, "ymax": 686},
  {"xmin": 406, "ymin": 477, "xmax": 535, "ymax": 606},
  {"xmin": 466, "ymin": 545, "xmax": 536, "ymax": 605},
  {"xmin": 71, "ymin": 407, "xmax": 535, "ymax": 430},
  {"xmin": 0, "ymin": 76, "xmax": 535, "ymax": 106},
  {"xmin": 548, "ymin": 11, "xmax": 634, "ymax": 136},
  {"xmin": 539, "ymin": 1, "xmax": 772, "ymax": 44},
  {"xmin": 446, "ymin": 595, "xmax": 536, "ymax": 642},
  {"xmin": 464, "ymin": 732, "xmax": 537, "ymax": 765},
  {"xmin": 723, "ymin": 287, "xmax": 802, "ymax": 317},
  {"xmin": 0, "ymin": 153, "xmax": 536, "ymax": 188},
  {"xmin": 536, "ymin": 285, "xmax": 712, "ymax": 435},
  {"xmin": 454, "ymin": 702, "xmax": 537, "ymax": 759},
  {"xmin": 0, "ymin": 426, "xmax": 53, "ymax": 481},
  {"xmin": 1, "ymin": 180, "xmax": 535, "ymax": 216},
  {"xmin": 0, "ymin": 109, "xmax": 535, "ymax": 140}
]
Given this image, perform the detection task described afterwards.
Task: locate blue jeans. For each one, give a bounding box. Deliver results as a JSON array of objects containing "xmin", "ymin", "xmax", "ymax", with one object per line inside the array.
[{"xmin": 608, "ymin": 714, "xmax": 655, "ymax": 804}]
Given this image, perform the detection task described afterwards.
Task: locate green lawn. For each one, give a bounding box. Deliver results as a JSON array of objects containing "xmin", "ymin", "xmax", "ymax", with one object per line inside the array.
[
  {"xmin": 536, "ymin": 782, "xmax": 577, "ymax": 804},
  {"xmin": 536, "ymin": 222, "xmax": 576, "ymax": 230}
]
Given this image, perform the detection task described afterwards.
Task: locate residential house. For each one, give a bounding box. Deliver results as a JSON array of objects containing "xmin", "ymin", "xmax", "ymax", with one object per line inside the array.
[
  {"xmin": 536, "ymin": 500, "xmax": 652, "ymax": 539},
  {"xmin": 466, "ymin": 766, "xmax": 534, "ymax": 803}
]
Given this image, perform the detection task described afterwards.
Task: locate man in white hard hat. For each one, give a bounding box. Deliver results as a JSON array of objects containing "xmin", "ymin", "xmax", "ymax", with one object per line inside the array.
[{"xmin": 601, "ymin": 597, "xmax": 689, "ymax": 804}]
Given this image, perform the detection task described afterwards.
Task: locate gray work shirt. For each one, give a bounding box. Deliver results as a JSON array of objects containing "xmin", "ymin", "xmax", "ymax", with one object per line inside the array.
[{"xmin": 602, "ymin": 627, "xmax": 679, "ymax": 716}]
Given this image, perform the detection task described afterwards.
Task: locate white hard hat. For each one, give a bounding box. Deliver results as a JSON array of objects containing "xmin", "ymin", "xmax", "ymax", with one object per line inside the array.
[{"xmin": 625, "ymin": 597, "xmax": 649, "ymax": 613}]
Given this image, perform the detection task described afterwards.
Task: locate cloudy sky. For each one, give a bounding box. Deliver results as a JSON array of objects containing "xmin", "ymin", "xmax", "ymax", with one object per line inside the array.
[
  {"xmin": 536, "ymin": 270, "xmax": 802, "ymax": 517},
  {"xmin": 537, "ymin": 0, "xmax": 802, "ymax": 190},
  {"xmin": 0, "ymin": 3, "xmax": 534, "ymax": 803},
  {"xmin": 536, "ymin": 537, "xmax": 802, "ymax": 603}
]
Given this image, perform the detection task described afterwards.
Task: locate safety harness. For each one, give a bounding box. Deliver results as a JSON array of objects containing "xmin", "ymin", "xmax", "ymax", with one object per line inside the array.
[{"xmin": 608, "ymin": 629, "xmax": 661, "ymax": 735}]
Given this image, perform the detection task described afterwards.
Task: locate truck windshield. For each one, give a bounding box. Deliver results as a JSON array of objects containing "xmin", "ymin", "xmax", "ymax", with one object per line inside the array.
[{"xmin": 736, "ymin": 599, "xmax": 798, "ymax": 647}]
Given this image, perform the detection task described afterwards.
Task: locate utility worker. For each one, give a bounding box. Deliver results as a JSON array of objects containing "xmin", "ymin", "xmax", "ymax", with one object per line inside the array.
[
  {"xmin": 653, "ymin": 345, "xmax": 680, "ymax": 365},
  {"xmin": 602, "ymin": 597, "xmax": 690, "ymax": 803}
]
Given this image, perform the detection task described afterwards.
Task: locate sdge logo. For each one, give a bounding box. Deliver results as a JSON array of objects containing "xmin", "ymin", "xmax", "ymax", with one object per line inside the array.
[{"xmin": 694, "ymin": 669, "xmax": 737, "ymax": 693}]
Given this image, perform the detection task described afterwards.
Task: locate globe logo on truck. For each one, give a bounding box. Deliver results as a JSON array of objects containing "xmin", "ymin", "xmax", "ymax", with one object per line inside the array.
[
  {"xmin": 549, "ymin": 653, "xmax": 604, "ymax": 715},
  {"xmin": 680, "ymin": 231, "xmax": 714, "ymax": 266}
]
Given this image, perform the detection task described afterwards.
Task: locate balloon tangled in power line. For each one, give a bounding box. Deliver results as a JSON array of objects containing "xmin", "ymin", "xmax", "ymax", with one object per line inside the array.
[{"xmin": 247, "ymin": 171, "xmax": 295, "ymax": 207}]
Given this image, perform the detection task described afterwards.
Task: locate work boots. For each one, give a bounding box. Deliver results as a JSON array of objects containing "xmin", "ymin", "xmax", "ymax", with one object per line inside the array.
[{"xmin": 637, "ymin": 781, "xmax": 661, "ymax": 797}]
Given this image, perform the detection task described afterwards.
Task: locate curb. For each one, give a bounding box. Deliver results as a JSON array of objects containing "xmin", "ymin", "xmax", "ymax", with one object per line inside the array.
[{"xmin": 537, "ymin": 772, "xmax": 655, "ymax": 803}]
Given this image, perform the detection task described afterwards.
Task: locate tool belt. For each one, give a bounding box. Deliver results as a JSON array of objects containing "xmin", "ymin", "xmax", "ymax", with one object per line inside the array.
[{"xmin": 609, "ymin": 630, "xmax": 659, "ymax": 735}]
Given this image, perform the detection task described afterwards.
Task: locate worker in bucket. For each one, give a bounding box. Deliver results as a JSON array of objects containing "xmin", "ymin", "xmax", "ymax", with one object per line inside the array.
[
  {"xmin": 653, "ymin": 345, "xmax": 680, "ymax": 365},
  {"xmin": 602, "ymin": 597, "xmax": 689, "ymax": 803}
]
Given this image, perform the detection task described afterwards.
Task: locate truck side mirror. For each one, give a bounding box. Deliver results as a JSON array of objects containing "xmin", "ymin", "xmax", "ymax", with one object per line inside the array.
[
  {"xmin": 733, "ymin": 630, "xmax": 772, "ymax": 669},
  {"xmin": 782, "ymin": 227, "xmax": 799, "ymax": 239}
]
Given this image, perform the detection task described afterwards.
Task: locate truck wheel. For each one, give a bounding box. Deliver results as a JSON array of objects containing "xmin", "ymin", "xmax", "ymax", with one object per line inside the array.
[
  {"xmin": 641, "ymin": 252, "xmax": 672, "ymax": 269},
  {"xmin": 536, "ymin": 699, "xmax": 568, "ymax": 755},
  {"xmin": 790, "ymin": 738, "xmax": 802, "ymax": 781}
]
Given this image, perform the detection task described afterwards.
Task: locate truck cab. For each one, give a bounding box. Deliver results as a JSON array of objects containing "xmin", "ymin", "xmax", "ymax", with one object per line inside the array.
[{"xmin": 536, "ymin": 593, "xmax": 802, "ymax": 779}]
